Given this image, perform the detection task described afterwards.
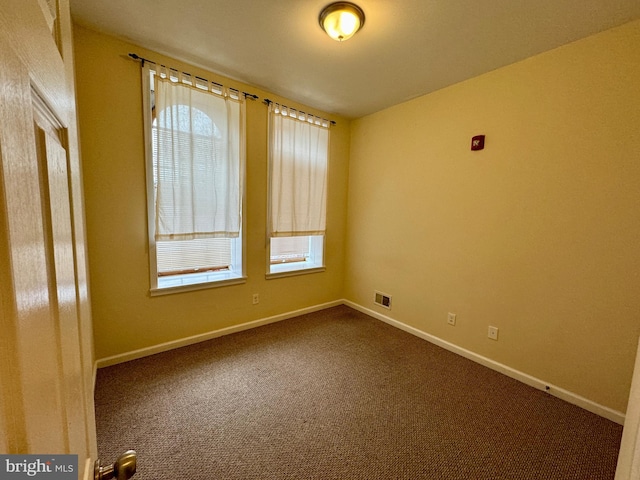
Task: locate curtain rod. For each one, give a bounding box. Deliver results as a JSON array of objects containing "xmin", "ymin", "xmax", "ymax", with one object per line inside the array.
[
  {"xmin": 128, "ymin": 53, "xmax": 259, "ymax": 100},
  {"xmin": 263, "ymin": 98, "xmax": 336, "ymax": 125}
]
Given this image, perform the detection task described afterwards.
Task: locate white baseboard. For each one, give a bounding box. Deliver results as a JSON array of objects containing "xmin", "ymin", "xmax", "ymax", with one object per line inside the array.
[
  {"xmin": 344, "ymin": 300, "xmax": 626, "ymax": 425},
  {"xmin": 94, "ymin": 298, "xmax": 625, "ymax": 425},
  {"xmin": 95, "ymin": 300, "xmax": 343, "ymax": 369}
]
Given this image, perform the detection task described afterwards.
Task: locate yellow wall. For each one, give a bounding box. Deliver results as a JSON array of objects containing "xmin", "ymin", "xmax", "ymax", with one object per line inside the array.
[
  {"xmin": 346, "ymin": 20, "xmax": 640, "ymax": 413},
  {"xmin": 76, "ymin": 20, "xmax": 640, "ymax": 413},
  {"xmin": 73, "ymin": 25, "xmax": 350, "ymax": 360}
]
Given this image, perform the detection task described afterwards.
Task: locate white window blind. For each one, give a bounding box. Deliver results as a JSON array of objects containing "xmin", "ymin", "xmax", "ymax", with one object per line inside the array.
[
  {"xmin": 270, "ymin": 236, "xmax": 310, "ymax": 264},
  {"xmin": 156, "ymin": 238, "xmax": 232, "ymax": 275},
  {"xmin": 268, "ymin": 103, "xmax": 329, "ymax": 238}
]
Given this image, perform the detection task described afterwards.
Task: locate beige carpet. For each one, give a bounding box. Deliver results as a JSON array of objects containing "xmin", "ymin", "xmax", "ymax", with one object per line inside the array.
[{"xmin": 95, "ymin": 305, "xmax": 622, "ymax": 479}]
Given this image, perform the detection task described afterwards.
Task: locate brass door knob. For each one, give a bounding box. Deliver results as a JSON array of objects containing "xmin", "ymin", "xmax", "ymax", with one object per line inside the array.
[{"xmin": 94, "ymin": 450, "xmax": 137, "ymax": 480}]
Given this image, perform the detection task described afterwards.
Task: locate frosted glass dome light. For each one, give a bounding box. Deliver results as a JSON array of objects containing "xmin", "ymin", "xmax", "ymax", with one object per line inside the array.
[{"xmin": 319, "ymin": 2, "xmax": 365, "ymax": 42}]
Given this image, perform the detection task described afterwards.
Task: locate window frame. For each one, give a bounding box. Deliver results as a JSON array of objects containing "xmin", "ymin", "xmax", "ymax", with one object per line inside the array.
[{"xmin": 142, "ymin": 65, "xmax": 246, "ymax": 295}]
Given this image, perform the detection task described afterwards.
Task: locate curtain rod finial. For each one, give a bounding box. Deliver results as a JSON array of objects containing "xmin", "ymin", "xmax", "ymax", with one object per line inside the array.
[{"xmin": 128, "ymin": 53, "xmax": 145, "ymax": 66}]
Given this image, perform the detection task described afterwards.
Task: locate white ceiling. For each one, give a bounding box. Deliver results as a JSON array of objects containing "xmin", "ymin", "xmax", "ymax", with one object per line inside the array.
[{"xmin": 70, "ymin": 0, "xmax": 640, "ymax": 119}]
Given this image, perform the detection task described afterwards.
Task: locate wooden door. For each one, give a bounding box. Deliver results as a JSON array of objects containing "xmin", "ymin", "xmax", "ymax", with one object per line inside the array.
[
  {"xmin": 0, "ymin": 1, "xmax": 97, "ymax": 477},
  {"xmin": 616, "ymin": 338, "xmax": 640, "ymax": 479}
]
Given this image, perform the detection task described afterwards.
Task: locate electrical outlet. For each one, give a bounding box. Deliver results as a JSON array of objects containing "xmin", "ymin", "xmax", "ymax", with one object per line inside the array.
[
  {"xmin": 447, "ymin": 313, "xmax": 456, "ymax": 326},
  {"xmin": 252, "ymin": 293, "xmax": 259, "ymax": 305},
  {"xmin": 488, "ymin": 326, "xmax": 499, "ymax": 340}
]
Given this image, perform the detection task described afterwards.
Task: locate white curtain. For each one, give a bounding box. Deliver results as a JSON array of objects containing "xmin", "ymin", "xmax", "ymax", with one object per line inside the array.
[
  {"xmin": 268, "ymin": 103, "xmax": 329, "ymax": 237},
  {"xmin": 153, "ymin": 69, "xmax": 243, "ymax": 240}
]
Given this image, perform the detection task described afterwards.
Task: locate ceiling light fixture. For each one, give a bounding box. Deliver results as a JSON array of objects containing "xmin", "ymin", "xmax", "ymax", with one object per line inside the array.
[{"xmin": 319, "ymin": 2, "xmax": 365, "ymax": 42}]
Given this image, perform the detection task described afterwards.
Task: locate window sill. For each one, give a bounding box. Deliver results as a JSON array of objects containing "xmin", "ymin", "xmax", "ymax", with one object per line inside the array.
[
  {"xmin": 266, "ymin": 264, "xmax": 326, "ymax": 280},
  {"xmin": 150, "ymin": 273, "xmax": 246, "ymax": 296}
]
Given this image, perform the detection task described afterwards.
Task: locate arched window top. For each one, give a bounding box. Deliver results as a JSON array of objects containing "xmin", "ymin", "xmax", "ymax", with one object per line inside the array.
[{"xmin": 155, "ymin": 104, "xmax": 221, "ymax": 139}]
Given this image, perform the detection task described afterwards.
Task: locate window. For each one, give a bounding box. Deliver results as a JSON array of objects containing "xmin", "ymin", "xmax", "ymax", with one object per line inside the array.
[
  {"xmin": 142, "ymin": 64, "xmax": 245, "ymax": 293},
  {"xmin": 270, "ymin": 235, "xmax": 324, "ymax": 274},
  {"xmin": 267, "ymin": 103, "xmax": 329, "ymax": 276}
]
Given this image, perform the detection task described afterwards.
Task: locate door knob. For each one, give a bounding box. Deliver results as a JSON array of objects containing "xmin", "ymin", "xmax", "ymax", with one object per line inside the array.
[{"xmin": 94, "ymin": 450, "xmax": 137, "ymax": 480}]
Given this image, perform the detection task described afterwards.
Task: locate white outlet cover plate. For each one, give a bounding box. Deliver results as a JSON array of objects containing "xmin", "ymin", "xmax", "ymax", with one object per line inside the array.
[{"xmin": 488, "ymin": 326, "xmax": 499, "ymax": 340}]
